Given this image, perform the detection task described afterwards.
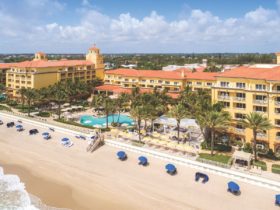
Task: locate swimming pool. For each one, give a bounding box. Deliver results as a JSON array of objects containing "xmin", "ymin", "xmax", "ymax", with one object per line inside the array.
[{"xmin": 80, "ymin": 114, "xmax": 134, "ymax": 127}]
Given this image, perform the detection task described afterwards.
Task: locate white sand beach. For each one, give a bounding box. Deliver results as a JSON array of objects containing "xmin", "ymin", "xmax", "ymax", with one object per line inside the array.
[{"xmin": 0, "ymin": 114, "xmax": 278, "ymax": 210}]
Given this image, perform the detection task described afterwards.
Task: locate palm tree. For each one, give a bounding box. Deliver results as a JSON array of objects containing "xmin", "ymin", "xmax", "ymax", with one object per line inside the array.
[
  {"xmin": 115, "ymin": 93, "xmax": 130, "ymax": 124},
  {"xmin": 130, "ymin": 105, "xmax": 145, "ymax": 142},
  {"xmin": 201, "ymin": 110, "xmax": 231, "ymax": 156},
  {"xmin": 19, "ymin": 87, "xmax": 26, "ymax": 109},
  {"xmin": 23, "ymin": 89, "xmax": 37, "ymax": 116},
  {"xmin": 167, "ymin": 102, "xmax": 189, "ymax": 140},
  {"xmin": 51, "ymin": 82, "xmax": 68, "ymax": 119},
  {"xmin": 241, "ymin": 112, "xmax": 272, "ymax": 161}
]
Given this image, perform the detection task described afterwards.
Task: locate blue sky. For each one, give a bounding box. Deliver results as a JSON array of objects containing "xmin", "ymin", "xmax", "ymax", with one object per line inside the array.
[{"xmin": 0, "ymin": 0, "xmax": 280, "ymax": 53}]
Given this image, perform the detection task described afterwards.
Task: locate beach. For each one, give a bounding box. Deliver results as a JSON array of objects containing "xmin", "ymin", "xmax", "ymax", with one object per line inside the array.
[{"xmin": 0, "ymin": 114, "xmax": 278, "ymax": 210}]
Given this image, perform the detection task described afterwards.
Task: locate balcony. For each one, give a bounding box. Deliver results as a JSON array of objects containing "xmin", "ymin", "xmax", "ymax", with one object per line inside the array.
[
  {"xmin": 275, "ymin": 101, "xmax": 280, "ymax": 106},
  {"xmin": 276, "ymin": 136, "xmax": 280, "ymax": 140},
  {"xmin": 253, "ymin": 100, "xmax": 268, "ymax": 105},
  {"xmin": 218, "ymin": 95, "xmax": 230, "ymax": 100},
  {"xmin": 256, "ymin": 133, "xmax": 267, "ymax": 139},
  {"xmin": 235, "ymin": 128, "xmax": 245, "ymax": 133},
  {"xmin": 233, "ymin": 97, "xmax": 245, "ymax": 102}
]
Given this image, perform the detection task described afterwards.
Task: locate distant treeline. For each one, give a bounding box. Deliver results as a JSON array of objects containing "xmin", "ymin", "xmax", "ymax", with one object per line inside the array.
[{"xmin": 0, "ymin": 53, "xmax": 275, "ymax": 70}]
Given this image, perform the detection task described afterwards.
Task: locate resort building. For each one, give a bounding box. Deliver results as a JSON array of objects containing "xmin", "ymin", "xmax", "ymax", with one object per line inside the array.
[
  {"xmin": 5, "ymin": 46, "xmax": 104, "ymax": 98},
  {"xmin": 0, "ymin": 63, "xmax": 15, "ymax": 85},
  {"xmin": 212, "ymin": 64, "xmax": 280, "ymax": 153},
  {"xmin": 96, "ymin": 68, "xmax": 217, "ymax": 98}
]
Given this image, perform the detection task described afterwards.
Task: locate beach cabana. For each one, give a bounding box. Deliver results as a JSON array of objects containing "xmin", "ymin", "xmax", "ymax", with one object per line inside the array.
[
  {"xmin": 276, "ymin": 194, "xmax": 280, "ymax": 205},
  {"xmin": 227, "ymin": 181, "xmax": 240, "ymax": 195},
  {"xmin": 232, "ymin": 151, "xmax": 252, "ymax": 169},
  {"xmin": 42, "ymin": 132, "xmax": 51, "ymax": 140},
  {"xmin": 117, "ymin": 151, "xmax": 127, "ymax": 160},
  {"xmin": 138, "ymin": 156, "xmax": 148, "ymax": 166},
  {"xmin": 165, "ymin": 164, "xmax": 177, "ymax": 175}
]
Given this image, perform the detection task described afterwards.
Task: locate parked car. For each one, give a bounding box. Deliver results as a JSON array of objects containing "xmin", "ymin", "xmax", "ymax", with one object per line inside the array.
[
  {"xmin": 6, "ymin": 122, "xmax": 15, "ymax": 128},
  {"xmin": 29, "ymin": 129, "xmax": 39, "ymax": 135}
]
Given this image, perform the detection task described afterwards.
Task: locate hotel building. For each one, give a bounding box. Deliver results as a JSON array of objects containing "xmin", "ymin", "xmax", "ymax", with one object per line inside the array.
[
  {"xmin": 3, "ymin": 46, "xmax": 104, "ymax": 98},
  {"xmin": 96, "ymin": 68, "xmax": 217, "ymax": 98}
]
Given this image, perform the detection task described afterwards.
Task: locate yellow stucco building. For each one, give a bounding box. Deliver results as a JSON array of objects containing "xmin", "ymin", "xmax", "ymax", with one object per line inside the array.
[
  {"xmin": 4, "ymin": 46, "xmax": 104, "ymax": 98},
  {"xmin": 212, "ymin": 64, "xmax": 280, "ymax": 153},
  {"xmin": 96, "ymin": 68, "xmax": 217, "ymax": 98}
]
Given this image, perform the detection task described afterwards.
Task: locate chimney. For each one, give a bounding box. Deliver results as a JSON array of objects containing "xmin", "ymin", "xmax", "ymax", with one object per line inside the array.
[{"xmin": 276, "ymin": 52, "xmax": 280, "ymax": 64}]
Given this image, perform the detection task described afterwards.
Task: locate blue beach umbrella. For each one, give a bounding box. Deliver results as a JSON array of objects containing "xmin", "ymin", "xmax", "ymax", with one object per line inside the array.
[
  {"xmin": 165, "ymin": 164, "xmax": 176, "ymax": 174},
  {"xmin": 228, "ymin": 181, "xmax": 240, "ymax": 193},
  {"xmin": 117, "ymin": 151, "xmax": 127, "ymax": 160},
  {"xmin": 42, "ymin": 132, "xmax": 49, "ymax": 136},
  {"xmin": 138, "ymin": 156, "xmax": 148, "ymax": 165},
  {"xmin": 16, "ymin": 125, "xmax": 22, "ymax": 128},
  {"xmin": 276, "ymin": 194, "xmax": 280, "ymax": 205},
  {"xmin": 61, "ymin": 137, "xmax": 69, "ymax": 142}
]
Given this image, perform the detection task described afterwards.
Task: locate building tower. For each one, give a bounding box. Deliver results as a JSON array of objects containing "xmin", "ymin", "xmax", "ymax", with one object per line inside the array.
[
  {"xmin": 33, "ymin": 52, "xmax": 47, "ymax": 61},
  {"xmin": 276, "ymin": 52, "xmax": 280, "ymax": 65},
  {"xmin": 86, "ymin": 45, "xmax": 105, "ymax": 79}
]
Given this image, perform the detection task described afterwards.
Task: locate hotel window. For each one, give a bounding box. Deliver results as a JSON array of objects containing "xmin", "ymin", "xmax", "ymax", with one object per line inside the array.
[
  {"xmin": 221, "ymin": 102, "xmax": 230, "ymax": 108},
  {"xmin": 275, "ymin": 120, "xmax": 280, "ymax": 126},
  {"xmin": 174, "ymin": 82, "xmax": 178, "ymax": 86},
  {"xmin": 165, "ymin": 81, "xmax": 170, "ymax": 84},
  {"xmin": 207, "ymin": 82, "xmax": 212, "ymax": 86},
  {"xmin": 187, "ymin": 82, "xmax": 192, "ymax": 85},
  {"xmin": 236, "ymin": 124, "xmax": 244, "ymax": 129},
  {"xmin": 125, "ymin": 79, "xmax": 129, "ymax": 82},
  {"xmin": 276, "ymin": 132, "xmax": 280, "ymax": 139},
  {"xmin": 236, "ymin": 82, "xmax": 245, "ymax": 89},
  {"xmin": 219, "ymin": 91, "xmax": 229, "ymax": 97},
  {"xmin": 236, "ymin": 93, "xmax": 245, "ymax": 99},
  {"xmin": 132, "ymin": 79, "xmax": 136, "ymax": 82},
  {"xmin": 220, "ymin": 81, "xmax": 229, "ymax": 87},
  {"xmin": 275, "ymin": 108, "xmax": 280, "ymax": 114},
  {"xmin": 256, "ymin": 84, "xmax": 266, "ymax": 91},
  {"xmin": 196, "ymin": 82, "xmax": 202, "ymax": 86},
  {"xmin": 118, "ymin": 77, "xmax": 122, "ymax": 79},
  {"xmin": 150, "ymin": 80, "xmax": 154, "ymax": 83},
  {"xmin": 158, "ymin": 80, "xmax": 162, "ymax": 83},
  {"xmin": 235, "ymin": 113, "xmax": 245, "ymax": 119},
  {"xmin": 174, "ymin": 87, "xmax": 180, "ymax": 91},
  {"xmin": 276, "ymin": 86, "xmax": 280, "ymax": 91},
  {"xmin": 255, "ymin": 95, "xmax": 266, "ymax": 101},
  {"xmin": 141, "ymin": 80, "xmax": 146, "ymax": 82},
  {"xmin": 141, "ymin": 85, "xmax": 145, "ymax": 87},
  {"xmin": 255, "ymin": 106, "xmax": 267, "ymax": 112},
  {"xmin": 236, "ymin": 103, "xmax": 246, "ymax": 109}
]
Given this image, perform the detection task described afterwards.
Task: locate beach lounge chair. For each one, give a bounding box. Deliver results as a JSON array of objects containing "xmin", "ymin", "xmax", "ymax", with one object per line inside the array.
[
  {"xmin": 138, "ymin": 156, "xmax": 148, "ymax": 166},
  {"xmin": 117, "ymin": 151, "xmax": 127, "ymax": 160},
  {"xmin": 276, "ymin": 194, "xmax": 280, "ymax": 206},
  {"xmin": 227, "ymin": 181, "xmax": 240, "ymax": 195},
  {"xmin": 165, "ymin": 164, "xmax": 177, "ymax": 175}
]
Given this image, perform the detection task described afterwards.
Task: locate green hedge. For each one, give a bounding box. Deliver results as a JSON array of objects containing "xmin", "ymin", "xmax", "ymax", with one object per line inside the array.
[
  {"xmin": 272, "ymin": 164, "xmax": 280, "ymax": 174},
  {"xmin": 55, "ymin": 119, "xmax": 96, "ymax": 130},
  {"xmin": 37, "ymin": 112, "xmax": 51, "ymax": 117},
  {"xmin": 253, "ymin": 160, "xmax": 267, "ymax": 171},
  {"xmin": 199, "ymin": 153, "xmax": 231, "ymax": 164},
  {"xmin": 201, "ymin": 141, "xmax": 232, "ymax": 152},
  {"xmin": 0, "ymin": 105, "xmax": 12, "ymax": 111}
]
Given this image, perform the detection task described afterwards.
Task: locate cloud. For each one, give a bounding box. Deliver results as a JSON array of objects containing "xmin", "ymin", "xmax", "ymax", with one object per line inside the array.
[{"xmin": 1, "ymin": 1, "xmax": 280, "ymax": 53}]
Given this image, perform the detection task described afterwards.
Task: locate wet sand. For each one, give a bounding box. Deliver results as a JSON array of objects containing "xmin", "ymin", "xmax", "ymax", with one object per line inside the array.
[{"xmin": 0, "ymin": 114, "xmax": 279, "ymax": 210}]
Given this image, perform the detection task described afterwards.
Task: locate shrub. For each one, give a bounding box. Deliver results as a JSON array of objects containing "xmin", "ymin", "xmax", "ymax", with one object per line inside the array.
[
  {"xmin": 0, "ymin": 105, "xmax": 12, "ymax": 111},
  {"xmin": 7, "ymin": 100, "xmax": 17, "ymax": 107},
  {"xmin": 253, "ymin": 160, "xmax": 267, "ymax": 171},
  {"xmin": 131, "ymin": 140, "xmax": 145, "ymax": 147},
  {"xmin": 259, "ymin": 149, "xmax": 279, "ymax": 160},
  {"xmin": 200, "ymin": 141, "xmax": 232, "ymax": 152},
  {"xmin": 37, "ymin": 111, "xmax": 51, "ymax": 117},
  {"xmin": 272, "ymin": 164, "xmax": 280, "ymax": 174},
  {"xmin": 198, "ymin": 153, "xmax": 232, "ymax": 164},
  {"xmin": 100, "ymin": 127, "xmax": 111, "ymax": 132},
  {"xmin": 243, "ymin": 143, "xmax": 253, "ymax": 153}
]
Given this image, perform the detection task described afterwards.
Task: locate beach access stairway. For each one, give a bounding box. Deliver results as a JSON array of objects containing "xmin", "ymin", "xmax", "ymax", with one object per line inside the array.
[{"xmin": 87, "ymin": 135, "xmax": 104, "ymax": 153}]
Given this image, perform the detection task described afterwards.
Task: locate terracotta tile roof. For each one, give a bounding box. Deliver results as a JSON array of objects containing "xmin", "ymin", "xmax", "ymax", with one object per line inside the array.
[
  {"xmin": 106, "ymin": 68, "xmax": 183, "ymax": 79},
  {"xmin": 11, "ymin": 60, "xmax": 93, "ymax": 68},
  {"xmin": 174, "ymin": 67, "xmax": 206, "ymax": 73},
  {"xmin": 0, "ymin": 63, "xmax": 15, "ymax": 69},
  {"xmin": 185, "ymin": 72, "xmax": 219, "ymax": 81},
  {"xmin": 217, "ymin": 66, "xmax": 280, "ymax": 81}
]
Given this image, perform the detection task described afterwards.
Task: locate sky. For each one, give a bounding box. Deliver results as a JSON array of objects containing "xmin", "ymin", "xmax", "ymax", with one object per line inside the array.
[{"xmin": 0, "ymin": 0, "xmax": 280, "ymax": 53}]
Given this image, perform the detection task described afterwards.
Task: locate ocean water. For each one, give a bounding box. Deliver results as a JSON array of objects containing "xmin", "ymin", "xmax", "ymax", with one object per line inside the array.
[{"xmin": 0, "ymin": 166, "xmax": 71, "ymax": 210}]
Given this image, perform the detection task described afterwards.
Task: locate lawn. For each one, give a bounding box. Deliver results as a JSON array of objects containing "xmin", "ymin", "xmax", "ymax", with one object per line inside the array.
[
  {"xmin": 272, "ymin": 164, "xmax": 280, "ymax": 174},
  {"xmin": 199, "ymin": 153, "xmax": 232, "ymax": 164},
  {"xmin": 253, "ymin": 160, "xmax": 267, "ymax": 171}
]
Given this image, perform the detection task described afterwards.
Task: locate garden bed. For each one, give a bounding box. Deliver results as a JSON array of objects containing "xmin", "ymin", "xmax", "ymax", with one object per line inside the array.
[
  {"xmin": 253, "ymin": 160, "xmax": 267, "ymax": 171},
  {"xmin": 272, "ymin": 164, "xmax": 280, "ymax": 174}
]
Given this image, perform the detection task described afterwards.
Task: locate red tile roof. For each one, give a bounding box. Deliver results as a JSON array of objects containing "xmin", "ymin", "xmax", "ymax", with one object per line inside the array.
[
  {"xmin": 185, "ymin": 72, "xmax": 219, "ymax": 81},
  {"xmin": 0, "ymin": 63, "xmax": 15, "ymax": 69},
  {"xmin": 217, "ymin": 66, "xmax": 280, "ymax": 81},
  {"xmin": 11, "ymin": 60, "xmax": 93, "ymax": 68}
]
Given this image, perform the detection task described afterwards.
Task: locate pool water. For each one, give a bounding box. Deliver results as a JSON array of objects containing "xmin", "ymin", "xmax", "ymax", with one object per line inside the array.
[{"xmin": 80, "ymin": 114, "xmax": 134, "ymax": 127}]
